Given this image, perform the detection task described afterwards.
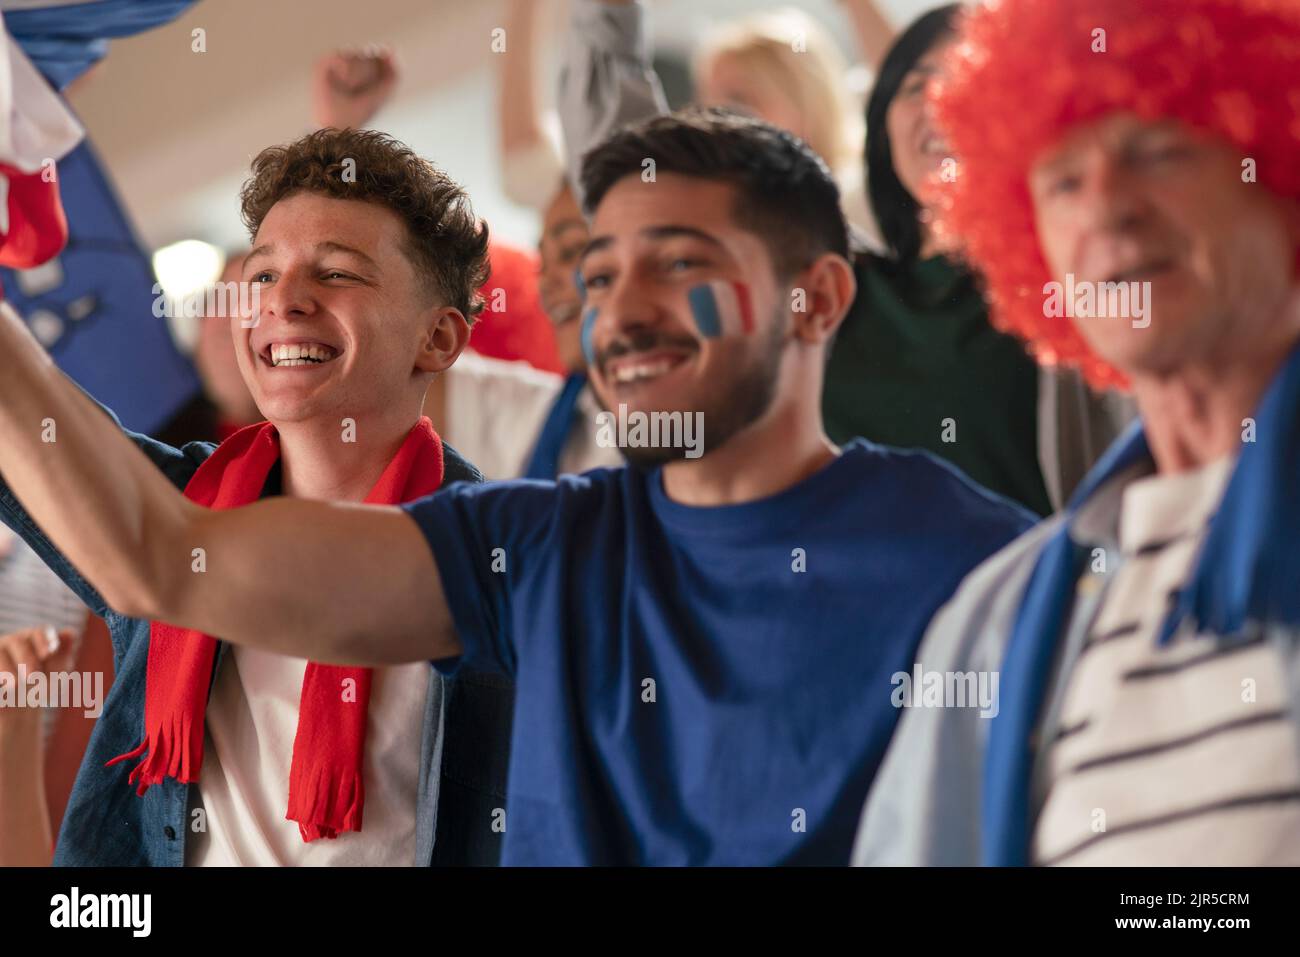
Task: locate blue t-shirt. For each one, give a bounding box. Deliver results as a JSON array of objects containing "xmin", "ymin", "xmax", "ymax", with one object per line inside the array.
[{"xmin": 404, "ymin": 439, "xmax": 1034, "ymax": 864}]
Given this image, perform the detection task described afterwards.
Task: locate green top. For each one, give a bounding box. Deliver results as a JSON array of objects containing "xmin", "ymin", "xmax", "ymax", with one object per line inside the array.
[{"xmin": 823, "ymin": 254, "xmax": 1052, "ymax": 516}]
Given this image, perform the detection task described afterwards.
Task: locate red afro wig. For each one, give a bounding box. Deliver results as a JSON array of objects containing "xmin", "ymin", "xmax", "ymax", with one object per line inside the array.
[{"xmin": 928, "ymin": 0, "xmax": 1300, "ymax": 390}]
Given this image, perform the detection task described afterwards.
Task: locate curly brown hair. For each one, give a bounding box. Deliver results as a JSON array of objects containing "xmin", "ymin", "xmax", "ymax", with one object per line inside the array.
[{"xmin": 239, "ymin": 127, "xmax": 491, "ymax": 321}]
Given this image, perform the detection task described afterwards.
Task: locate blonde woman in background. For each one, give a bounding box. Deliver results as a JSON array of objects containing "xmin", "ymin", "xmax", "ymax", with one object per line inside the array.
[{"xmin": 693, "ymin": 2, "xmax": 894, "ymax": 247}]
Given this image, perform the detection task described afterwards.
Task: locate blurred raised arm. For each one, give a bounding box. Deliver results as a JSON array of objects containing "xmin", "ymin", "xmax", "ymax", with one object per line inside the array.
[
  {"xmin": 497, "ymin": 0, "xmax": 565, "ymax": 208},
  {"xmin": 839, "ymin": 0, "xmax": 897, "ymax": 73},
  {"xmin": 312, "ymin": 45, "xmax": 400, "ymax": 131},
  {"xmin": 557, "ymin": 0, "xmax": 667, "ymax": 203}
]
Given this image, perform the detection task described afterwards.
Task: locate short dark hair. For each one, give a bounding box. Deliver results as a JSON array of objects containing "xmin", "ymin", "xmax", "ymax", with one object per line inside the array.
[
  {"xmin": 865, "ymin": 4, "xmax": 960, "ymax": 265},
  {"xmin": 240, "ymin": 127, "xmax": 491, "ymax": 321},
  {"xmin": 579, "ymin": 106, "xmax": 849, "ymax": 281}
]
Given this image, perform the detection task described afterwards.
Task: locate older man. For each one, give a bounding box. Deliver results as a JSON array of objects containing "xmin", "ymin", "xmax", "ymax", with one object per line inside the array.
[
  {"xmin": 854, "ymin": 0, "xmax": 1300, "ymax": 866},
  {"xmin": 0, "ymin": 127, "xmax": 512, "ymax": 867}
]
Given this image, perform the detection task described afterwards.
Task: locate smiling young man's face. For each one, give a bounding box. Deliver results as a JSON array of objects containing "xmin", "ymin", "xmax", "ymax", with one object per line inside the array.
[
  {"xmin": 235, "ymin": 191, "xmax": 450, "ymax": 426},
  {"xmin": 1030, "ymin": 113, "xmax": 1300, "ymax": 378},
  {"xmin": 578, "ymin": 172, "xmax": 792, "ymax": 464},
  {"xmin": 538, "ymin": 183, "xmax": 589, "ymax": 374}
]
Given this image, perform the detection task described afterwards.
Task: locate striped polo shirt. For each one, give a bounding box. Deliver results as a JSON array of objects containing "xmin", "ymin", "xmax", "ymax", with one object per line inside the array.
[
  {"xmin": 1033, "ymin": 456, "xmax": 1300, "ymax": 865},
  {"xmin": 0, "ymin": 528, "xmax": 89, "ymax": 740},
  {"xmin": 0, "ymin": 528, "xmax": 85, "ymax": 641}
]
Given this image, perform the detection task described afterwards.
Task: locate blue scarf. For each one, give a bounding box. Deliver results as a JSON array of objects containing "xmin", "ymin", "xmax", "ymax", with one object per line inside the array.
[
  {"xmin": 983, "ymin": 342, "xmax": 1300, "ymax": 865},
  {"xmin": 523, "ymin": 373, "xmax": 587, "ymax": 480}
]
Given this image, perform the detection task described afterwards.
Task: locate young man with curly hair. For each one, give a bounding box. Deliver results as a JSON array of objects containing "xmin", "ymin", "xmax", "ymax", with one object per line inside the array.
[{"xmin": 0, "ymin": 127, "xmax": 513, "ymax": 866}]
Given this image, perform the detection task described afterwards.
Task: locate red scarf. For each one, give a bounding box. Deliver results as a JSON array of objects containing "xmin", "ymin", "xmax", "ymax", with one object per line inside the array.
[
  {"xmin": 108, "ymin": 417, "xmax": 445, "ymax": 841},
  {"xmin": 0, "ymin": 162, "xmax": 68, "ymax": 270}
]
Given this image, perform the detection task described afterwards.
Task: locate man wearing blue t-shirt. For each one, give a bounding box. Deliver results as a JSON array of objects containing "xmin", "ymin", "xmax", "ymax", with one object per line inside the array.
[{"xmin": 0, "ymin": 108, "xmax": 1033, "ymax": 864}]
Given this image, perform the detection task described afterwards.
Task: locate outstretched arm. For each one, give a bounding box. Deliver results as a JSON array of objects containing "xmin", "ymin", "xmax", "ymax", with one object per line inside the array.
[{"xmin": 0, "ymin": 302, "xmax": 458, "ymax": 666}]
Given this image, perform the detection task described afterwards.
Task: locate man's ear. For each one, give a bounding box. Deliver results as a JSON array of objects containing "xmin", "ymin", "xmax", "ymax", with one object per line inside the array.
[
  {"xmin": 790, "ymin": 252, "xmax": 857, "ymax": 346},
  {"xmin": 414, "ymin": 306, "xmax": 471, "ymax": 374}
]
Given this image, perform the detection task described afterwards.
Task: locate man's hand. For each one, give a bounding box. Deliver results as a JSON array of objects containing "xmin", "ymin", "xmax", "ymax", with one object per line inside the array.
[
  {"xmin": 312, "ymin": 46, "xmax": 400, "ymax": 130},
  {"xmin": 0, "ymin": 626, "xmax": 77, "ymax": 741},
  {"xmin": 838, "ymin": 0, "xmax": 896, "ymax": 71},
  {"xmin": 0, "ymin": 626, "xmax": 76, "ymax": 867}
]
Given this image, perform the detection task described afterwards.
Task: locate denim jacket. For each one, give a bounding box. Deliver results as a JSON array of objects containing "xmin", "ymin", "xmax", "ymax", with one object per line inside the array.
[{"xmin": 0, "ymin": 399, "xmax": 513, "ymax": 866}]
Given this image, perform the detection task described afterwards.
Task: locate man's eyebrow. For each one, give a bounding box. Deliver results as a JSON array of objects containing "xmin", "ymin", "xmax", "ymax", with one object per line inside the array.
[
  {"xmin": 1031, "ymin": 141, "xmax": 1083, "ymax": 177},
  {"xmin": 548, "ymin": 219, "xmax": 589, "ymax": 242},
  {"xmin": 1126, "ymin": 121, "xmax": 1190, "ymax": 147},
  {"xmin": 642, "ymin": 225, "xmax": 724, "ymax": 248},
  {"xmin": 241, "ymin": 241, "xmax": 381, "ymax": 273},
  {"xmin": 541, "ymin": 220, "xmax": 589, "ymax": 254},
  {"xmin": 1031, "ymin": 151, "xmax": 1071, "ymax": 177},
  {"xmin": 578, "ymin": 234, "xmax": 614, "ymax": 265},
  {"xmin": 578, "ymin": 225, "xmax": 724, "ymax": 265},
  {"xmin": 243, "ymin": 244, "xmax": 274, "ymax": 271},
  {"xmin": 316, "ymin": 241, "xmax": 380, "ymax": 269}
]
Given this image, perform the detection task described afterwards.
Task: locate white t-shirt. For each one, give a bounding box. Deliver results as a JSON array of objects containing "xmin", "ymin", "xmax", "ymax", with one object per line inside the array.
[
  {"xmin": 187, "ymin": 352, "xmax": 622, "ymax": 866},
  {"xmin": 1033, "ymin": 456, "xmax": 1300, "ymax": 865},
  {"xmin": 442, "ymin": 351, "xmax": 623, "ymax": 480},
  {"xmin": 186, "ymin": 647, "xmax": 430, "ymax": 866}
]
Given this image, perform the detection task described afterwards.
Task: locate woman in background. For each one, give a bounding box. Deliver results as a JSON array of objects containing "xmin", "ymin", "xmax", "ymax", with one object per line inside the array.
[
  {"xmin": 823, "ymin": 4, "xmax": 1133, "ymax": 513},
  {"xmin": 692, "ymin": 3, "xmax": 893, "ymax": 246},
  {"xmin": 822, "ymin": 5, "xmax": 1056, "ymax": 513}
]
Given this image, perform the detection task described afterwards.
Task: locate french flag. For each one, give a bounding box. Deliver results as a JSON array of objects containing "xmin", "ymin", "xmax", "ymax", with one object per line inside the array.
[
  {"xmin": 0, "ymin": 0, "xmax": 202, "ymax": 434},
  {"xmin": 687, "ymin": 280, "xmax": 754, "ymax": 338}
]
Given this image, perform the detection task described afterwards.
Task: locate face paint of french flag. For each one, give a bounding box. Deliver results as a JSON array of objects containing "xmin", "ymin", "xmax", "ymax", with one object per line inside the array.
[
  {"xmin": 580, "ymin": 305, "xmax": 598, "ymax": 367},
  {"xmin": 687, "ymin": 280, "xmax": 754, "ymax": 338}
]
